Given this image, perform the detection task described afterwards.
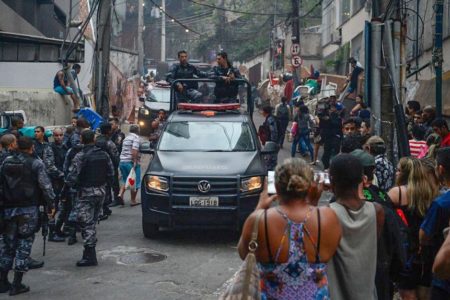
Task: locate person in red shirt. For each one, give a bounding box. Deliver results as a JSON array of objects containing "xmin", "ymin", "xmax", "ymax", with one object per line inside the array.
[
  {"xmin": 432, "ymin": 118, "xmax": 450, "ymax": 147},
  {"xmin": 283, "ymin": 75, "xmax": 294, "ymax": 103}
]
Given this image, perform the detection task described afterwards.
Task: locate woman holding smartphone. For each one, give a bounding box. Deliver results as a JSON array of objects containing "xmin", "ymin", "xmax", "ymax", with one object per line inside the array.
[{"xmin": 238, "ymin": 158, "xmax": 342, "ymax": 299}]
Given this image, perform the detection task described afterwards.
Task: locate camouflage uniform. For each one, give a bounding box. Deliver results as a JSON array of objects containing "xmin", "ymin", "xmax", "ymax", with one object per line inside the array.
[
  {"xmin": 66, "ymin": 145, "xmax": 114, "ymax": 247},
  {"xmin": 95, "ymin": 135, "xmax": 119, "ymax": 211},
  {"xmin": 62, "ymin": 145, "xmax": 83, "ymax": 235},
  {"xmin": 0, "ymin": 152, "xmax": 55, "ymax": 273}
]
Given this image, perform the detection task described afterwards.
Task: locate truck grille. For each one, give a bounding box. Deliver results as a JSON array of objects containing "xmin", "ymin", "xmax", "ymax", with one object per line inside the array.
[{"xmin": 172, "ymin": 177, "xmax": 238, "ymax": 195}]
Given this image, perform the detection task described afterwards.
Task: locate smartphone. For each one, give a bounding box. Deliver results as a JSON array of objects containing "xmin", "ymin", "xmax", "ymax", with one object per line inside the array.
[
  {"xmin": 267, "ymin": 171, "xmax": 276, "ymax": 195},
  {"xmin": 314, "ymin": 171, "xmax": 330, "ymax": 185}
]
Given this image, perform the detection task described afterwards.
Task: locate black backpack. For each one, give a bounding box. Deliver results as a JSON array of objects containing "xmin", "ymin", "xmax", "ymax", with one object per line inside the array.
[{"xmin": 277, "ymin": 104, "xmax": 289, "ymax": 120}]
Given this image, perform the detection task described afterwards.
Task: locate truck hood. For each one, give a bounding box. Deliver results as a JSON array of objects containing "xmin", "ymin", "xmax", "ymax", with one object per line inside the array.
[{"xmin": 148, "ymin": 151, "xmax": 265, "ymax": 176}]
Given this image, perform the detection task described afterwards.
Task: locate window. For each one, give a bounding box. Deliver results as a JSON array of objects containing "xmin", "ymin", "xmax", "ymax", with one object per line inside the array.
[
  {"xmin": 39, "ymin": 44, "xmax": 60, "ymax": 61},
  {"xmin": 341, "ymin": 0, "xmax": 351, "ymax": 24},
  {"xmin": 352, "ymin": 0, "xmax": 366, "ymax": 14},
  {"xmin": 322, "ymin": 2, "xmax": 336, "ymax": 45},
  {"xmin": 18, "ymin": 43, "xmax": 37, "ymax": 61},
  {"xmin": 1, "ymin": 42, "xmax": 18, "ymax": 61}
]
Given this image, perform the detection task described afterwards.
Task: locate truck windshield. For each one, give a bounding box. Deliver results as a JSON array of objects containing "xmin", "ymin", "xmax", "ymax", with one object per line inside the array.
[
  {"xmin": 159, "ymin": 121, "xmax": 255, "ymax": 151},
  {"xmin": 148, "ymin": 88, "xmax": 170, "ymax": 103}
]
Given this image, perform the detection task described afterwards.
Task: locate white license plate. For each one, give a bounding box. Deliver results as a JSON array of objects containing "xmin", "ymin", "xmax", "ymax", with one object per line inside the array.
[{"xmin": 189, "ymin": 196, "xmax": 219, "ymax": 207}]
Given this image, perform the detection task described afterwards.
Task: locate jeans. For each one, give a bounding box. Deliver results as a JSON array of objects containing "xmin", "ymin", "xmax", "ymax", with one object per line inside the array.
[
  {"xmin": 322, "ymin": 136, "xmax": 341, "ymax": 169},
  {"xmin": 292, "ymin": 133, "xmax": 313, "ymax": 158}
]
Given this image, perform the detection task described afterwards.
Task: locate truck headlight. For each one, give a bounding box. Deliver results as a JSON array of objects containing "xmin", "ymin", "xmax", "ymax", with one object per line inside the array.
[
  {"xmin": 140, "ymin": 108, "xmax": 150, "ymax": 115},
  {"xmin": 240, "ymin": 176, "xmax": 262, "ymax": 192},
  {"xmin": 145, "ymin": 175, "xmax": 169, "ymax": 192}
]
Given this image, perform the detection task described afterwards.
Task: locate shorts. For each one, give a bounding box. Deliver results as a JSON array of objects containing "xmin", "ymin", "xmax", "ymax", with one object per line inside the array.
[
  {"xmin": 54, "ymin": 86, "xmax": 74, "ymax": 95},
  {"xmin": 119, "ymin": 162, "xmax": 141, "ymax": 190},
  {"xmin": 397, "ymin": 254, "xmax": 433, "ymax": 290}
]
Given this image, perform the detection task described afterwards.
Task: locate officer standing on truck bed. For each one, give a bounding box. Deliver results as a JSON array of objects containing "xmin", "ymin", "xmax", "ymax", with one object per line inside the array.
[
  {"xmin": 66, "ymin": 130, "xmax": 114, "ymax": 267},
  {"xmin": 166, "ymin": 50, "xmax": 207, "ymax": 103},
  {"xmin": 0, "ymin": 136, "xmax": 55, "ymax": 296}
]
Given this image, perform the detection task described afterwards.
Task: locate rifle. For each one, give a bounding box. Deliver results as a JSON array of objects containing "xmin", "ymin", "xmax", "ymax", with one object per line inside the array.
[{"xmin": 39, "ymin": 206, "xmax": 49, "ymax": 256}]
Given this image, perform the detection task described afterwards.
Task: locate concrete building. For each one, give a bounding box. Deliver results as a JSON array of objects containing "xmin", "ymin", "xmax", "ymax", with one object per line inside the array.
[
  {"xmin": 405, "ymin": 0, "xmax": 450, "ymax": 115},
  {"xmin": 0, "ymin": 0, "xmax": 140, "ymax": 126},
  {"xmin": 321, "ymin": 0, "xmax": 370, "ymax": 75}
]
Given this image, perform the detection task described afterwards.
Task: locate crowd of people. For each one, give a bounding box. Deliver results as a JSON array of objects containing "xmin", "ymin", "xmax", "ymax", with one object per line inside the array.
[
  {"xmin": 0, "ymin": 116, "xmax": 145, "ymax": 296},
  {"xmin": 243, "ymin": 80, "xmax": 450, "ymax": 299}
]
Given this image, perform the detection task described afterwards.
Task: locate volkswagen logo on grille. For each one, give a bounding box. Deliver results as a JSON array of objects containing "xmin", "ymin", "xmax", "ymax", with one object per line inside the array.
[{"xmin": 197, "ymin": 180, "xmax": 211, "ymax": 193}]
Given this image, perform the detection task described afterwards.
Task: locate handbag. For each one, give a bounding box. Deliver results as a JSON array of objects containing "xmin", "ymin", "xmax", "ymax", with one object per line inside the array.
[
  {"xmin": 125, "ymin": 166, "xmax": 136, "ymax": 191},
  {"xmin": 219, "ymin": 211, "xmax": 264, "ymax": 300}
]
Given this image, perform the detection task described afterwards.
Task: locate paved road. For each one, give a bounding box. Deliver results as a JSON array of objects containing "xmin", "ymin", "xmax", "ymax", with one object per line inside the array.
[{"xmin": 7, "ymin": 111, "xmax": 331, "ymax": 300}]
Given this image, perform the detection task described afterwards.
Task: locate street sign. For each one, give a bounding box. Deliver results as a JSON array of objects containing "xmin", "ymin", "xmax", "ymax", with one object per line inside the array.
[
  {"xmin": 291, "ymin": 55, "xmax": 302, "ymax": 68},
  {"xmin": 290, "ymin": 43, "xmax": 300, "ymax": 55}
]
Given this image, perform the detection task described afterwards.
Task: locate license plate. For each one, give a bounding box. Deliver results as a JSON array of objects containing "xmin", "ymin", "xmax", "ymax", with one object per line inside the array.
[{"xmin": 189, "ymin": 196, "xmax": 219, "ymax": 207}]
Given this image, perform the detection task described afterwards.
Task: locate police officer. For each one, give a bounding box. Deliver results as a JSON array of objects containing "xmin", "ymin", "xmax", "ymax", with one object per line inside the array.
[
  {"xmin": 66, "ymin": 130, "xmax": 114, "ymax": 266},
  {"xmin": 166, "ymin": 50, "xmax": 207, "ymax": 103},
  {"xmin": 209, "ymin": 51, "xmax": 242, "ymax": 103},
  {"xmin": 0, "ymin": 137, "xmax": 55, "ymax": 295},
  {"xmin": 62, "ymin": 143, "xmax": 84, "ymax": 245},
  {"xmin": 33, "ymin": 126, "xmax": 48, "ymax": 160},
  {"xmin": 64, "ymin": 118, "xmax": 90, "ymax": 149},
  {"xmin": 47, "ymin": 128, "xmax": 68, "ymax": 242},
  {"xmin": 95, "ymin": 123, "xmax": 119, "ymax": 218},
  {"xmin": 0, "ymin": 134, "xmax": 17, "ymax": 164},
  {"xmin": 260, "ymin": 105, "xmax": 279, "ymax": 171}
]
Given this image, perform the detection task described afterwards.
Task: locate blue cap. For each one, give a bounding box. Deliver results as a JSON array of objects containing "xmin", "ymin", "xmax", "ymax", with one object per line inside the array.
[{"xmin": 335, "ymin": 103, "xmax": 344, "ymax": 111}]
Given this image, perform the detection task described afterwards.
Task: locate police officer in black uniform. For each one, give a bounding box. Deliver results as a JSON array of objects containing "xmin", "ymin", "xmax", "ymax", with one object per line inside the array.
[
  {"xmin": 0, "ymin": 137, "xmax": 55, "ymax": 296},
  {"xmin": 66, "ymin": 130, "xmax": 114, "ymax": 266},
  {"xmin": 209, "ymin": 51, "xmax": 242, "ymax": 103},
  {"xmin": 166, "ymin": 50, "xmax": 207, "ymax": 103},
  {"xmin": 48, "ymin": 128, "xmax": 68, "ymax": 242},
  {"xmin": 95, "ymin": 123, "xmax": 119, "ymax": 219}
]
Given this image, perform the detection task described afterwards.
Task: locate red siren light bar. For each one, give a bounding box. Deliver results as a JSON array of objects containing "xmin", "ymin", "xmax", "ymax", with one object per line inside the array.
[{"xmin": 178, "ymin": 103, "xmax": 241, "ymax": 111}]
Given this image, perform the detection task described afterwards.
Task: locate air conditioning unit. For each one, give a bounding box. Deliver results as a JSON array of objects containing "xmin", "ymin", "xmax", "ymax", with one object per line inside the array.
[{"xmin": 330, "ymin": 30, "xmax": 341, "ymax": 45}]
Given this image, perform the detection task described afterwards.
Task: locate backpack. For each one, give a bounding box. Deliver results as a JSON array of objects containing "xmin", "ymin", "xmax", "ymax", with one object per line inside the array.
[
  {"xmin": 296, "ymin": 114, "xmax": 310, "ymax": 135},
  {"xmin": 277, "ymin": 104, "xmax": 289, "ymax": 120}
]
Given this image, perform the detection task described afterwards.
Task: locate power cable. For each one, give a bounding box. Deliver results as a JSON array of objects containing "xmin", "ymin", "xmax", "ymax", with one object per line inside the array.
[
  {"xmin": 185, "ymin": 0, "xmax": 291, "ymax": 16},
  {"xmin": 148, "ymin": 0, "xmax": 203, "ymax": 35}
]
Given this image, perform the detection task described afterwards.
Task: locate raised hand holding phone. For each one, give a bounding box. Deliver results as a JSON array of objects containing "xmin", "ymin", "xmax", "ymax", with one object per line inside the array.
[{"xmin": 256, "ymin": 177, "xmax": 277, "ymax": 210}]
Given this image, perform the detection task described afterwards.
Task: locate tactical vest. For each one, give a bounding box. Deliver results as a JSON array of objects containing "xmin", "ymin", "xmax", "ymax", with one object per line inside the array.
[
  {"xmin": 79, "ymin": 148, "xmax": 109, "ymax": 187},
  {"xmin": 51, "ymin": 143, "xmax": 66, "ymax": 171},
  {"xmin": 1, "ymin": 154, "xmax": 39, "ymax": 208}
]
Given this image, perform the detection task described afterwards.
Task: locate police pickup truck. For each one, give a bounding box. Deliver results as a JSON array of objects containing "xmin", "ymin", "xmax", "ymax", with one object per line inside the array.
[{"xmin": 140, "ymin": 79, "xmax": 277, "ymax": 238}]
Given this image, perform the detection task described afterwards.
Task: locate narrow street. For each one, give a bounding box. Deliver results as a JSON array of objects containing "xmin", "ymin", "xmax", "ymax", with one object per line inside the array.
[{"xmin": 10, "ymin": 112, "xmax": 307, "ymax": 300}]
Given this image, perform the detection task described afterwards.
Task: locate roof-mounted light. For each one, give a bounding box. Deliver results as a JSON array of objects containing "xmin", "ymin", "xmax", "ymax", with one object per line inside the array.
[{"xmin": 177, "ymin": 103, "xmax": 241, "ymax": 112}]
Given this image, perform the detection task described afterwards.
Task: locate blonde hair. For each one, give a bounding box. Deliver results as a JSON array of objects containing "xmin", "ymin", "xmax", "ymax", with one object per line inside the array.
[
  {"xmin": 397, "ymin": 157, "xmax": 437, "ymax": 217},
  {"xmin": 275, "ymin": 158, "xmax": 313, "ymax": 199}
]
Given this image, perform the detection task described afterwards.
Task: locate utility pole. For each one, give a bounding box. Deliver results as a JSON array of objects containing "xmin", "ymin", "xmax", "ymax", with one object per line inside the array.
[
  {"xmin": 95, "ymin": 0, "xmax": 112, "ymax": 119},
  {"xmin": 161, "ymin": 0, "xmax": 166, "ymax": 62},
  {"xmin": 434, "ymin": 0, "xmax": 444, "ymax": 117},
  {"xmin": 138, "ymin": 0, "xmax": 144, "ymax": 75},
  {"xmin": 291, "ymin": 0, "xmax": 300, "ymax": 87}
]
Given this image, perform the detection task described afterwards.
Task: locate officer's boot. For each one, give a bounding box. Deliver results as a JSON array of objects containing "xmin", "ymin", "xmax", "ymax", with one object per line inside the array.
[
  {"xmin": 67, "ymin": 223, "xmax": 78, "ymax": 246},
  {"xmin": 0, "ymin": 270, "xmax": 10, "ymax": 293},
  {"xmin": 76, "ymin": 246, "xmax": 98, "ymax": 267},
  {"xmin": 48, "ymin": 225, "xmax": 65, "ymax": 242},
  {"xmin": 27, "ymin": 258, "xmax": 44, "ymax": 270},
  {"xmin": 9, "ymin": 271, "xmax": 29, "ymax": 296}
]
